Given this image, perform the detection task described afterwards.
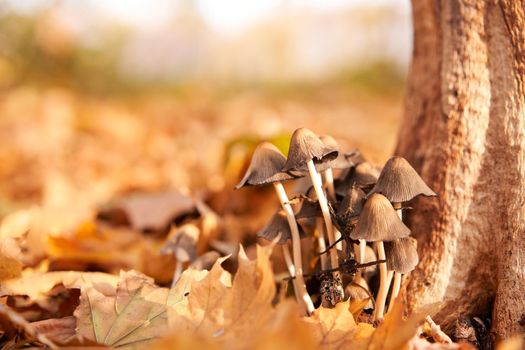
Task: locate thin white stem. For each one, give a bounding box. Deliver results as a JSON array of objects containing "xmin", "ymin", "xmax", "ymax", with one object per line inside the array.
[
  {"xmin": 359, "ymin": 240, "xmax": 367, "ymax": 264},
  {"xmin": 323, "ymin": 168, "xmax": 342, "ymax": 251},
  {"xmin": 282, "ymin": 244, "xmax": 303, "ymax": 306},
  {"xmin": 307, "ymin": 160, "xmax": 338, "ymax": 270},
  {"xmin": 171, "ymin": 259, "xmax": 184, "ymax": 289},
  {"xmin": 388, "ymin": 272, "xmax": 402, "ymax": 312},
  {"xmin": 282, "ymin": 244, "xmax": 296, "ymax": 277},
  {"xmin": 323, "ymin": 168, "xmax": 336, "ymax": 202},
  {"xmin": 374, "ymin": 241, "xmax": 390, "ymax": 321},
  {"xmin": 273, "ymin": 182, "xmax": 315, "ymax": 315},
  {"xmin": 316, "ymin": 218, "xmax": 328, "ymax": 270}
]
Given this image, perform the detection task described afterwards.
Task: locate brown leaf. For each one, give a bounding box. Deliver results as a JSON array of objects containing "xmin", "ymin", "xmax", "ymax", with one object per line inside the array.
[
  {"xmin": 367, "ymin": 294, "xmax": 439, "ymax": 350},
  {"xmin": 97, "ymin": 190, "xmax": 197, "ymax": 233},
  {"xmin": 169, "ymin": 256, "xmax": 231, "ymax": 333},
  {"xmin": 1, "ymin": 271, "xmax": 119, "ymax": 301},
  {"xmin": 31, "ymin": 316, "xmax": 77, "ymax": 345},
  {"xmin": 304, "ymin": 300, "xmax": 373, "ymax": 350},
  {"xmin": 73, "ymin": 269, "xmax": 205, "ymax": 348}
]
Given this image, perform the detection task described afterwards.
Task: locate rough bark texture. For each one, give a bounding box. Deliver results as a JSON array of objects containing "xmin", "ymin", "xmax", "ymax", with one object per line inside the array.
[{"xmin": 396, "ymin": 0, "xmax": 525, "ymax": 341}]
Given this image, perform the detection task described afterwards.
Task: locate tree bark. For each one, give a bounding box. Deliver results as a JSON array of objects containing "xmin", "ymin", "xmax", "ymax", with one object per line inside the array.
[{"xmin": 397, "ymin": 0, "xmax": 525, "ymax": 341}]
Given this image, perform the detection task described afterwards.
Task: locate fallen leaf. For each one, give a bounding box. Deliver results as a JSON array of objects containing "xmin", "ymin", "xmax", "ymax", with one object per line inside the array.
[
  {"xmin": 31, "ymin": 316, "xmax": 77, "ymax": 345},
  {"xmin": 1, "ymin": 271, "xmax": 119, "ymax": 301},
  {"xmin": 367, "ymin": 293, "xmax": 439, "ymax": 350},
  {"xmin": 169, "ymin": 256, "xmax": 231, "ymax": 334},
  {"xmin": 97, "ymin": 190, "xmax": 197, "ymax": 233},
  {"xmin": 73, "ymin": 269, "xmax": 205, "ymax": 348},
  {"xmin": 221, "ymin": 244, "xmax": 276, "ymax": 345},
  {"xmin": 304, "ymin": 300, "xmax": 372, "ymax": 350}
]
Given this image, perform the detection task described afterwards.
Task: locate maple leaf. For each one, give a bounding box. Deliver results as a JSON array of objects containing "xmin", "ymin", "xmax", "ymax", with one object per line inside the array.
[
  {"xmin": 168, "ymin": 256, "xmax": 231, "ymax": 334},
  {"xmin": 221, "ymin": 244, "xmax": 276, "ymax": 344},
  {"xmin": 304, "ymin": 300, "xmax": 374, "ymax": 350},
  {"xmin": 367, "ymin": 294, "xmax": 439, "ymax": 350},
  {"xmin": 74, "ymin": 270, "xmax": 202, "ymax": 348}
]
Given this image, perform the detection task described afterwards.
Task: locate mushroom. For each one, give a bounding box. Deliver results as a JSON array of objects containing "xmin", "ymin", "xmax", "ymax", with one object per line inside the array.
[
  {"xmin": 335, "ymin": 161, "xmax": 380, "ymax": 197},
  {"xmin": 335, "ymin": 186, "xmax": 367, "ymax": 265},
  {"xmin": 384, "ymin": 237, "xmax": 419, "ymax": 310},
  {"xmin": 369, "ymin": 156, "xmax": 436, "ymax": 205},
  {"xmin": 349, "ymin": 193, "xmax": 410, "ymax": 320},
  {"xmin": 369, "ymin": 156, "xmax": 435, "ymax": 311},
  {"xmin": 235, "ymin": 141, "xmax": 314, "ymax": 314},
  {"xmin": 292, "ymin": 195, "xmax": 330, "ymax": 270},
  {"xmin": 257, "ymin": 209, "xmax": 306, "ymax": 244},
  {"xmin": 160, "ymin": 224, "xmax": 199, "ymax": 287},
  {"xmin": 282, "ymin": 128, "xmax": 341, "ymax": 283},
  {"xmin": 318, "ymin": 135, "xmax": 355, "ymax": 202},
  {"xmin": 189, "ymin": 251, "xmax": 221, "ymax": 270}
]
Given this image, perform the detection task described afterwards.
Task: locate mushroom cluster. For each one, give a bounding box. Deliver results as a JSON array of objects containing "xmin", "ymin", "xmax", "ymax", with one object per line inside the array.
[{"xmin": 235, "ymin": 128, "xmax": 436, "ymax": 319}]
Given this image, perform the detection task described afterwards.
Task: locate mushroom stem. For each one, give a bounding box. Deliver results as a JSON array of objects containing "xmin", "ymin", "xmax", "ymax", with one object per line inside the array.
[
  {"xmin": 171, "ymin": 259, "xmax": 184, "ymax": 289},
  {"xmin": 273, "ymin": 182, "xmax": 315, "ymax": 315},
  {"xmin": 388, "ymin": 272, "xmax": 402, "ymax": 311},
  {"xmin": 323, "ymin": 168, "xmax": 343, "ymax": 251},
  {"xmin": 323, "ymin": 168, "xmax": 337, "ymax": 202},
  {"xmin": 307, "ymin": 160, "xmax": 338, "ymax": 271},
  {"xmin": 388, "ymin": 203, "xmax": 403, "ymax": 311},
  {"xmin": 374, "ymin": 241, "xmax": 390, "ymax": 321},
  {"xmin": 282, "ymin": 244, "xmax": 304, "ymax": 306},
  {"xmin": 316, "ymin": 217, "xmax": 328, "ymax": 270},
  {"xmin": 282, "ymin": 244, "xmax": 296, "ymax": 277},
  {"xmin": 353, "ymin": 239, "xmax": 368, "ymax": 285}
]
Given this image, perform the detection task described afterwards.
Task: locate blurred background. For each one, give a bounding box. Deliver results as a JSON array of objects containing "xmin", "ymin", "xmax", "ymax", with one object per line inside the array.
[{"xmin": 0, "ymin": 0, "xmax": 411, "ymax": 219}]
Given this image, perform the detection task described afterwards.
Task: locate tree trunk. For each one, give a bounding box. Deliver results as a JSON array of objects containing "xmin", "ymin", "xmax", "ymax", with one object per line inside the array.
[{"xmin": 396, "ymin": 0, "xmax": 525, "ymax": 342}]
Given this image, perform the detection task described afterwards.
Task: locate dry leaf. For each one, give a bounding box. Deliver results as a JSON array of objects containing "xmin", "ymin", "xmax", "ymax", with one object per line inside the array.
[
  {"xmin": 169, "ymin": 256, "xmax": 231, "ymax": 334},
  {"xmin": 1, "ymin": 271, "xmax": 119, "ymax": 301},
  {"xmin": 97, "ymin": 190, "xmax": 197, "ymax": 233},
  {"xmin": 74, "ymin": 270, "xmax": 176, "ymax": 347},
  {"xmin": 367, "ymin": 294, "xmax": 439, "ymax": 350},
  {"xmin": 31, "ymin": 316, "xmax": 77, "ymax": 345},
  {"xmin": 304, "ymin": 300, "xmax": 373, "ymax": 350}
]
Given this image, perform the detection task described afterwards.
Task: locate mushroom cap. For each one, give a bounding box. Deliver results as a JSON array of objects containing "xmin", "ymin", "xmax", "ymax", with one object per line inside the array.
[
  {"xmin": 189, "ymin": 251, "xmax": 220, "ymax": 270},
  {"xmin": 350, "ymin": 193, "xmax": 410, "ymax": 241},
  {"xmin": 385, "ymin": 237, "xmax": 419, "ymax": 273},
  {"xmin": 257, "ymin": 209, "xmax": 305, "ymax": 244},
  {"xmin": 318, "ymin": 135, "xmax": 356, "ymax": 170},
  {"xmin": 335, "ymin": 162, "xmax": 380, "ymax": 196},
  {"xmin": 282, "ymin": 128, "xmax": 338, "ymax": 172},
  {"xmin": 235, "ymin": 142, "xmax": 297, "ymax": 189},
  {"xmin": 337, "ymin": 186, "xmax": 366, "ymax": 218},
  {"xmin": 293, "ymin": 196, "xmax": 321, "ymax": 219},
  {"xmin": 333, "ymin": 187, "xmax": 366, "ymax": 235},
  {"xmin": 160, "ymin": 224, "xmax": 199, "ymax": 262},
  {"xmin": 369, "ymin": 156, "xmax": 436, "ymax": 203}
]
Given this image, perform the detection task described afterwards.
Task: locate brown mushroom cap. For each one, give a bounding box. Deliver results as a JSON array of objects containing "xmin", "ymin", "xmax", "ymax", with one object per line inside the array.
[
  {"xmin": 350, "ymin": 193, "xmax": 410, "ymax": 241},
  {"xmin": 257, "ymin": 209, "xmax": 305, "ymax": 244},
  {"xmin": 333, "ymin": 187, "xmax": 366, "ymax": 235},
  {"xmin": 338, "ymin": 186, "xmax": 366, "ymax": 218},
  {"xmin": 369, "ymin": 156, "xmax": 436, "ymax": 203},
  {"xmin": 335, "ymin": 162, "xmax": 380, "ymax": 196},
  {"xmin": 235, "ymin": 142, "xmax": 297, "ymax": 189},
  {"xmin": 189, "ymin": 251, "xmax": 220, "ymax": 270},
  {"xmin": 160, "ymin": 224, "xmax": 199, "ymax": 262},
  {"xmin": 282, "ymin": 128, "xmax": 338, "ymax": 172},
  {"xmin": 318, "ymin": 135, "xmax": 356, "ymax": 170},
  {"xmin": 385, "ymin": 237, "xmax": 419, "ymax": 273}
]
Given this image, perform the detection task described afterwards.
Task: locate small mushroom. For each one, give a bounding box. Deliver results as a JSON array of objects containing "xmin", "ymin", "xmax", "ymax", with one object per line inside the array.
[
  {"xmin": 349, "ymin": 193, "xmax": 410, "ymax": 321},
  {"xmin": 283, "ymin": 128, "xmax": 341, "ymax": 280},
  {"xmin": 189, "ymin": 251, "xmax": 221, "ymax": 271},
  {"xmin": 350, "ymin": 193, "xmax": 410, "ymax": 242},
  {"xmin": 335, "ymin": 162, "xmax": 380, "ymax": 197},
  {"xmin": 235, "ymin": 141, "xmax": 314, "ymax": 314},
  {"xmin": 161, "ymin": 224, "xmax": 199, "ymax": 287},
  {"xmin": 385, "ymin": 237, "xmax": 418, "ymax": 309},
  {"xmin": 369, "ymin": 156, "xmax": 436, "ymax": 204},
  {"xmin": 257, "ymin": 209, "xmax": 306, "ymax": 245}
]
